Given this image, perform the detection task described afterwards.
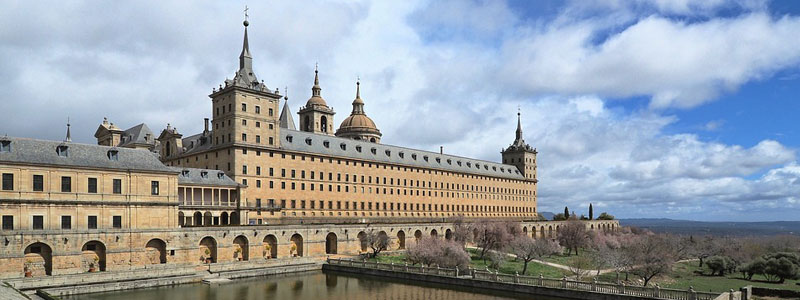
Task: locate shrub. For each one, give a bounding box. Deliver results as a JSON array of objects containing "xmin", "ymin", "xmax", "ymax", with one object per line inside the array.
[
  {"xmin": 741, "ymin": 258, "xmax": 766, "ymax": 280},
  {"xmin": 705, "ymin": 256, "xmax": 734, "ymax": 276},
  {"xmin": 597, "ymin": 212, "xmax": 615, "ymax": 220}
]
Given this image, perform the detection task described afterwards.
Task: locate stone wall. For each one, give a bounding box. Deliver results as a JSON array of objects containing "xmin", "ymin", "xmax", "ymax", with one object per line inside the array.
[{"xmin": 0, "ymin": 219, "xmax": 619, "ymax": 279}]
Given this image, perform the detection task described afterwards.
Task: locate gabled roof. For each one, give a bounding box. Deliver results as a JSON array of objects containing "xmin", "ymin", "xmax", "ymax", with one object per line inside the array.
[
  {"xmin": 0, "ymin": 136, "xmax": 175, "ymax": 173},
  {"xmin": 119, "ymin": 123, "xmax": 156, "ymax": 147},
  {"xmin": 279, "ymin": 129, "xmax": 525, "ymax": 180}
]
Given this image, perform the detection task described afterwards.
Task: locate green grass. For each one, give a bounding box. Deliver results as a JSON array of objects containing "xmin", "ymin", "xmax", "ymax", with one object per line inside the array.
[
  {"xmin": 535, "ymin": 248, "xmax": 593, "ymax": 266},
  {"xmin": 367, "ymin": 249, "xmax": 567, "ymax": 278}
]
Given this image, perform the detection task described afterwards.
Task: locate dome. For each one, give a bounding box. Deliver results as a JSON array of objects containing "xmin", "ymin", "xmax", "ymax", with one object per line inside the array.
[
  {"xmin": 339, "ymin": 114, "xmax": 378, "ymax": 131},
  {"xmin": 335, "ymin": 80, "xmax": 382, "ymax": 142},
  {"xmin": 306, "ymin": 95, "xmax": 328, "ymax": 107}
]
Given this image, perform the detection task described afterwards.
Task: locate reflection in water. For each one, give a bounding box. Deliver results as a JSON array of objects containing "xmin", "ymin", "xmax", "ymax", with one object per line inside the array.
[{"xmin": 66, "ymin": 270, "xmax": 568, "ymax": 300}]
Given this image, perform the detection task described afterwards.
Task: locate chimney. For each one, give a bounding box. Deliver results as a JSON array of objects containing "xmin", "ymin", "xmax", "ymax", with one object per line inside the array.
[
  {"xmin": 440, "ymin": 146, "xmax": 443, "ymax": 154},
  {"xmin": 204, "ymin": 118, "xmax": 209, "ymax": 133}
]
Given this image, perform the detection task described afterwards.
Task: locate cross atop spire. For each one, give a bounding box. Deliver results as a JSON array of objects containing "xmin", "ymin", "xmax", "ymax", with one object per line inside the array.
[
  {"xmin": 65, "ymin": 117, "xmax": 72, "ymax": 142},
  {"xmin": 312, "ymin": 65, "xmax": 321, "ymax": 97},
  {"xmin": 244, "ymin": 5, "xmax": 249, "ymax": 22},
  {"xmin": 516, "ymin": 107, "xmax": 522, "ymax": 140}
]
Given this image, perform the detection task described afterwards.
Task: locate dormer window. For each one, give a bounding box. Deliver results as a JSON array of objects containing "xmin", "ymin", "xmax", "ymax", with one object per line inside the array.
[
  {"xmin": 399, "ymin": 152, "xmax": 404, "ymax": 159},
  {"xmin": 356, "ymin": 145, "xmax": 362, "ymax": 152},
  {"xmin": 466, "ymin": 162, "xmax": 471, "ymax": 167},
  {"xmin": 201, "ymin": 171, "xmax": 209, "ymax": 178},
  {"xmin": 305, "ymin": 138, "xmax": 312, "ymax": 146},
  {"xmin": 411, "ymin": 154, "xmax": 417, "ymax": 160},
  {"xmin": 435, "ymin": 157, "xmax": 441, "ymax": 164},
  {"xmin": 323, "ymin": 141, "xmax": 330, "ymax": 148},
  {"xmin": 484, "ymin": 165, "xmax": 489, "ymax": 170},
  {"xmin": 286, "ymin": 135, "xmax": 293, "ymax": 143},
  {"xmin": 217, "ymin": 172, "xmax": 225, "ymax": 179},
  {"xmin": 181, "ymin": 170, "xmax": 190, "ymax": 176},
  {"xmin": 385, "ymin": 150, "xmax": 391, "ymax": 156},
  {"xmin": 340, "ymin": 143, "xmax": 347, "ymax": 150},
  {"xmin": 423, "ymin": 156, "xmax": 429, "ymax": 162},
  {"xmin": 457, "ymin": 161, "xmax": 462, "ymax": 166},
  {"xmin": 56, "ymin": 145, "xmax": 69, "ymax": 157},
  {"xmin": 0, "ymin": 140, "xmax": 10, "ymax": 152},
  {"xmin": 107, "ymin": 150, "xmax": 119, "ymax": 161},
  {"xmin": 370, "ymin": 148, "xmax": 377, "ymax": 155},
  {"xmin": 447, "ymin": 159, "xmax": 452, "ymax": 165}
]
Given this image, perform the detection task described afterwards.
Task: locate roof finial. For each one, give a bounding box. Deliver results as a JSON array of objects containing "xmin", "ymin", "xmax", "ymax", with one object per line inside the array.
[
  {"xmin": 284, "ymin": 86, "xmax": 288, "ymax": 101},
  {"xmin": 239, "ymin": 7, "xmax": 252, "ymax": 70},
  {"xmin": 243, "ymin": 5, "xmax": 249, "ymax": 25},
  {"xmin": 311, "ymin": 65, "xmax": 321, "ymax": 97},
  {"xmin": 65, "ymin": 117, "xmax": 72, "ymax": 142},
  {"xmin": 356, "ymin": 77, "xmax": 361, "ymax": 99},
  {"xmin": 516, "ymin": 107, "xmax": 523, "ymax": 140}
]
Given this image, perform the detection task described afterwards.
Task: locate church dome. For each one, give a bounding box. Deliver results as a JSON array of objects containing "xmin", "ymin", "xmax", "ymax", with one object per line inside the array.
[
  {"xmin": 306, "ymin": 95, "xmax": 328, "ymax": 107},
  {"xmin": 339, "ymin": 114, "xmax": 378, "ymax": 131},
  {"xmin": 335, "ymin": 81, "xmax": 382, "ymax": 143}
]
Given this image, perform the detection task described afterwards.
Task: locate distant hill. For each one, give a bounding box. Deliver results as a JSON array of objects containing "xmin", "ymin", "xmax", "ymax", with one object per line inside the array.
[
  {"xmin": 619, "ymin": 218, "xmax": 800, "ymax": 236},
  {"xmin": 539, "ymin": 211, "xmax": 555, "ymax": 220}
]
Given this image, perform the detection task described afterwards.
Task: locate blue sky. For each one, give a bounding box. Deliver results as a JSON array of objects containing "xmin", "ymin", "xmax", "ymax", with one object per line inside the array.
[{"xmin": 1, "ymin": 0, "xmax": 800, "ymax": 221}]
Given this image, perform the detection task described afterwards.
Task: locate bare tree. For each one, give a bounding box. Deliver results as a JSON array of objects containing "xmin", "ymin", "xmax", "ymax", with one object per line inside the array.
[
  {"xmin": 451, "ymin": 217, "xmax": 473, "ymax": 247},
  {"xmin": 591, "ymin": 232, "xmax": 636, "ymax": 281},
  {"xmin": 508, "ymin": 235, "xmax": 562, "ymax": 275},
  {"xmin": 627, "ymin": 234, "xmax": 678, "ymax": 286},
  {"xmin": 471, "ymin": 220, "xmax": 513, "ymax": 261},
  {"xmin": 567, "ymin": 256, "xmax": 594, "ymax": 280},
  {"xmin": 360, "ymin": 231, "xmax": 392, "ymax": 258},
  {"xmin": 557, "ymin": 219, "xmax": 589, "ymax": 256}
]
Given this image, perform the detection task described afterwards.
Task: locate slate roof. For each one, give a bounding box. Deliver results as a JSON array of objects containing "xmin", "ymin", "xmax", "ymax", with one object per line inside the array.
[
  {"xmin": 174, "ymin": 167, "xmax": 239, "ymax": 187},
  {"xmin": 279, "ymin": 129, "xmax": 526, "ymax": 180},
  {"xmin": 279, "ymin": 100, "xmax": 296, "ymax": 130},
  {"xmin": 118, "ymin": 123, "xmax": 156, "ymax": 148},
  {"xmin": 180, "ymin": 132, "xmax": 213, "ymax": 156},
  {"xmin": 0, "ymin": 136, "xmax": 175, "ymax": 173}
]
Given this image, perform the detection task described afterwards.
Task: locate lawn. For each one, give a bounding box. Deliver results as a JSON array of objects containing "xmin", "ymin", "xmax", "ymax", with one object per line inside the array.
[
  {"xmin": 367, "ymin": 248, "xmax": 568, "ymax": 278},
  {"xmin": 535, "ymin": 248, "xmax": 594, "ymax": 266}
]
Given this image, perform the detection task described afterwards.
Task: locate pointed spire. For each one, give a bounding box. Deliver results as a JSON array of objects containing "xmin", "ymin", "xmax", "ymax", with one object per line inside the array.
[
  {"xmin": 352, "ymin": 79, "xmax": 365, "ymax": 114},
  {"xmin": 279, "ymin": 91, "xmax": 296, "ymax": 130},
  {"xmin": 239, "ymin": 10, "xmax": 252, "ymax": 71},
  {"xmin": 65, "ymin": 117, "xmax": 72, "ymax": 142},
  {"xmin": 516, "ymin": 107, "xmax": 523, "ymax": 140},
  {"xmin": 312, "ymin": 64, "xmax": 321, "ymax": 97}
]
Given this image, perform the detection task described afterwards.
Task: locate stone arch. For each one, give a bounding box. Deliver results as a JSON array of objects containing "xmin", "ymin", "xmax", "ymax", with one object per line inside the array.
[
  {"xmin": 523, "ymin": 226, "xmax": 528, "ymax": 235},
  {"xmin": 230, "ymin": 211, "xmax": 240, "ymax": 225},
  {"xmin": 445, "ymin": 229, "xmax": 453, "ymax": 240},
  {"xmin": 203, "ymin": 212, "xmax": 212, "ymax": 226},
  {"xmin": 193, "ymin": 211, "xmax": 203, "ymax": 226},
  {"xmin": 548, "ymin": 226, "xmax": 554, "ymax": 238},
  {"xmin": 414, "ymin": 230, "xmax": 422, "ymax": 242},
  {"xmin": 397, "ymin": 230, "xmax": 406, "ymax": 249},
  {"xmin": 430, "ymin": 229, "xmax": 438, "ymax": 238},
  {"xmin": 591, "ymin": 224, "xmax": 594, "ymax": 230},
  {"xmin": 304, "ymin": 115, "xmax": 311, "ymax": 132},
  {"xmin": 233, "ymin": 235, "xmax": 249, "ymax": 261},
  {"xmin": 220, "ymin": 212, "xmax": 229, "ymax": 225},
  {"xmin": 178, "ymin": 211, "xmax": 185, "ymax": 227},
  {"xmin": 540, "ymin": 226, "xmax": 545, "ymax": 239},
  {"xmin": 357, "ymin": 231, "xmax": 368, "ymax": 252},
  {"xmin": 145, "ymin": 239, "xmax": 167, "ymax": 264},
  {"xmin": 325, "ymin": 232, "xmax": 338, "ymax": 255},
  {"xmin": 82, "ymin": 240, "xmax": 106, "ymax": 272},
  {"xmin": 263, "ymin": 235, "xmax": 278, "ymax": 259},
  {"xmin": 199, "ymin": 236, "xmax": 217, "ymax": 263},
  {"xmin": 23, "ymin": 242, "xmax": 52, "ymax": 276},
  {"xmin": 320, "ymin": 116, "xmax": 328, "ymax": 133},
  {"xmin": 290, "ymin": 234, "xmax": 304, "ymax": 257}
]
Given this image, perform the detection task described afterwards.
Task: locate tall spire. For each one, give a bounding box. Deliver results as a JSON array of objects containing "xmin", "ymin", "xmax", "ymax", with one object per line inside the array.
[
  {"xmin": 516, "ymin": 107, "xmax": 522, "ymax": 140},
  {"xmin": 312, "ymin": 64, "xmax": 321, "ymax": 97},
  {"xmin": 239, "ymin": 14, "xmax": 252, "ymax": 71},
  {"xmin": 279, "ymin": 89, "xmax": 296, "ymax": 130},
  {"xmin": 65, "ymin": 117, "xmax": 72, "ymax": 142},
  {"xmin": 352, "ymin": 79, "xmax": 365, "ymax": 113}
]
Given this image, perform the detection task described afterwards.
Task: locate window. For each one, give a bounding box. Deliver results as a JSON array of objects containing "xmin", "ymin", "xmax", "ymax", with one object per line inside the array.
[
  {"xmin": 1, "ymin": 173, "xmax": 12, "ymax": 191},
  {"xmin": 255, "ymin": 106, "xmax": 261, "ymax": 114},
  {"xmin": 0, "ymin": 140, "xmax": 10, "ymax": 152},
  {"xmin": 32, "ymin": 175, "xmax": 43, "ymax": 191},
  {"xmin": 113, "ymin": 179, "xmax": 122, "ymax": 194},
  {"xmin": 242, "ymin": 133, "xmax": 247, "ymax": 142},
  {"xmin": 256, "ymin": 121, "xmax": 261, "ymax": 128},
  {"xmin": 88, "ymin": 178, "xmax": 97, "ymax": 193},
  {"xmin": 269, "ymin": 108, "xmax": 274, "ymax": 116},
  {"xmin": 256, "ymin": 135, "xmax": 261, "ymax": 143},
  {"xmin": 61, "ymin": 176, "xmax": 72, "ymax": 193},
  {"xmin": 33, "ymin": 216, "xmax": 43, "ymax": 230},
  {"xmin": 88, "ymin": 216, "xmax": 97, "ymax": 229},
  {"xmin": 61, "ymin": 216, "xmax": 71, "ymax": 229},
  {"xmin": 56, "ymin": 145, "xmax": 69, "ymax": 157},
  {"xmin": 242, "ymin": 119, "xmax": 247, "ymax": 126},
  {"xmin": 269, "ymin": 137, "xmax": 274, "ymax": 145},
  {"xmin": 107, "ymin": 150, "xmax": 119, "ymax": 161},
  {"xmin": 242, "ymin": 165, "xmax": 248, "ymax": 174},
  {"xmin": 2, "ymin": 216, "xmax": 12, "ymax": 230},
  {"xmin": 151, "ymin": 181, "xmax": 160, "ymax": 195},
  {"xmin": 113, "ymin": 216, "xmax": 122, "ymax": 228},
  {"xmin": 242, "ymin": 103, "xmax": 247, "ymax": 112}
]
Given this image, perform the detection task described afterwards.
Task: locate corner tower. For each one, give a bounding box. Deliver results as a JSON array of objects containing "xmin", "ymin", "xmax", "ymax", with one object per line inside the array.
[
  {"xmin": 335, "ymin": 80, "xmax": 382, "ymax": 143},
  {"xmin": 208, "ymin": 18, "xmax": 282, "ymax": 149},
  {"xmin": 298, "ymin": 66, "xmax": 335, "ymax": 135},
  {"xmin": 501, "ymin": 111, "xmax": 537, "ymax": 182}
]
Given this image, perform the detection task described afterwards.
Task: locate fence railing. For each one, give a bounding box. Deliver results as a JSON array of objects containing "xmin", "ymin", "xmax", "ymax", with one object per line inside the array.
[{"xmin": 326, "ymin": 258, "xmax": 721, "ymax": 300}]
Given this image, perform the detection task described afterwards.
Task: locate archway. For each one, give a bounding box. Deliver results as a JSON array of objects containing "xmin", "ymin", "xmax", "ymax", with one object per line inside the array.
[
  {"xmin": 145, "ymin": 239, "xmax": 167, "ymax": 264},
  {"xmin": 220, "ymin": 212, "xmax": 229, "ymax": 225},
  {"xmin": 445, "ymin": 229, "xmax": 453, "ymax": 240},
  {"xmin": 178, "ymin": 212, "xmax": 185, "ymax": 227},
  {"xmin": 193, "ymin": 211, "xmax": 203, "ymax": 226},
  {"xmin": 378, "ymin": 231, "xmax": 389, "ymax": 250},
  {"xmin": 325, "ymin": 233, "xmax": 338, "ymax": 254},
  {"xmin": 430, "ymin": 229, "xmax": 438, "ymax": 238},
  {"xmin": 397, "ymin": 230, "xmax": 406, "ymax": 249},
  {"xmin": 320, "ymin": 116, "xmax": 328, "ymax": 133},
  {"xmin": 290, "ymin": 234, "xmax": 304, "ymax": 257},
  {"xmin": 203, "ymin": 212, "xmax": 212, "ymax": 226},
  {"xmin": 414, "ymin": 230, "xmax": 422, "ymax": 241},
  {"xmin": 548, "ymin": 226, "xmax": 554, "ymax": 238},
  {"xmin": 233, "ymin": 235, "xmax": 249, "ymax": 261},
  {"xmin": 81, "ymin": 241, "xmax": 106, "ymax": 272},
  {"xmin": 23, "ymin": 242, "xmax": 52, "ymax": 276},
  {"xmin": 591, "ymin": 224, "xmax": 594, "ymax": 230},
  {"xmin": 199, "ymin": 236, "xmax": 217, "ymax": 263},
  {"xmin": 230, "ymin": 211, "xmax": 240, "ymax": 225},
  {"xmin": 263, "ymin": 235, "xmax": 278, "ymax": 259},
  {"xmin": 357, "ymin": 231, "xmax": 368, "ymax": 252},
  {"xmin": 523, "ymin": 227, "xmax": 528, "ymax": 235}
]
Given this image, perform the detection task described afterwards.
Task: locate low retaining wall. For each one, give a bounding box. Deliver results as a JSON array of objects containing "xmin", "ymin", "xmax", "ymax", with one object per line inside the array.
[
  {"xmin": 41, "ymin": 274, "xmax": 201, "ymax": 297},
  {"xmin": 750, "ymin": 286, "xmax": 800, "ymax": 299}
]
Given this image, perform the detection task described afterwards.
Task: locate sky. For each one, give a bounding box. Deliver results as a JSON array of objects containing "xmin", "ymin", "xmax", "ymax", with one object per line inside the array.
[{"xmin": 1, "ymin": 0, "xmax": 800, "ymax": 221}]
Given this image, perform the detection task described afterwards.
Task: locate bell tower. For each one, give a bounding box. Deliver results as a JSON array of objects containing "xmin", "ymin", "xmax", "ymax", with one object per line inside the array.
[
  {"xmin": 501, "ymin": 110, "xmax": 538, "ymax": 182},
  {"xmin": 298, "ymin": 66, "xmax": 335, "ymax": 135}
]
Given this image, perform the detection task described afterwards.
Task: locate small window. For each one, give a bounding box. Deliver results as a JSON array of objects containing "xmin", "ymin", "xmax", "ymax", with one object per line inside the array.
[
  {"xmin": 200, "ymin": 171, "xmax": 208, "ymax": 178},
  {"xmin": 61, "ymin": 216, "xmax": 71, "ymax": 229},
  {"xmin": 1, "ymin": 173, "xmax": 12, "ymax": 191},
  {"xmin": 2, "ymin": 215, "xmax": 12, "ymax": 230},
  {"xmin": 305, "ymin": 138, "xmax": 312, "ymax": 145},
  {"xmin": 113, "ymin": 216, "xmax": 122, "ymax": 228},
  {"xmin": 217, "ymin": 172, "xmax": 225, "ymax": 179},
  {"xmin": 356, "ymin": 145, "xmax": 362, "ymax": 152},
  {"xmin": 56, "ymin": 145, "xmax": 69, "ymax": 157},
  {"xmin": 181, "ymin": 170, "xmax": 190, "ymax": 176},
  {"xmin": 457, "ymin": 160, "xmax": 462, "ymax": 166},
  {"xmin": 269, "ymin": 108, "xmax": 274, "ymax": 116},
  {"xmin": 33, "ymin": 175, "xmax": 43, "ymax": 191},
  {"xmin": 107, "ymin": 149, "xmax": 119, "ymax": 161},
  {"xmin": 61, "ymin": 176, "xmax": 72, "ymax": 193},
  {"xmin": 370, "ymin": 148, "xmax": 377, "ymax": 155},
  {"xmin": 241, "ymin": 103, "xmax": 247, "ymax": 112},
  {"xmin": 0, "ymin": 140, "xmax": 10, "ymax": 152},
  {"xmin": 286, "ymin": 135, "xmax": 293, "ymax": 143},
  {"xmin": 88, "ymin": 178, "xmax": 97, "ymax": 194},
  {"xmin": 385, "ymin": 150, "xmax": 391, "ymax": 156},
  {"xmin": 151, "ymin": 181, "xmax": 160, "ymax": 195},
  {"xmin": 255, "ymin": 106, "xmax": 261, "ymax": 114},
  {"xmin": 399, "ymin": 152, "xmax": 404, "ymax": 158},
  {"xmin": 323, "ymin": 141, "xmax": 330, "ymax": 148},
  {"xmin": 32, "ymin": 216, "xmax": 43, "ymax": 230},
  {"xmin": 435, "ymin": 157, "xmax": 441, "ymax": 163},
  {"xmin": 87, "ymin": 216, "xmax": 97, "ymax": 229},
  {"xmin": 340, "ymin": 143, "xmax": 347, "ymax": 150},
  {"xmin": 447, "ymin": 159, "xmax": 452, "ymax": 165},
  {"xmin": 411, "ymin": 154, "xmax": 417, "ymax": 160},
  {"xmin": 423, "ymin": 156, "xmax": 429, "ymax": 162},
  {"xmin": 113, "ymin": 179, "xmax": 122, "ymax": 194}
]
